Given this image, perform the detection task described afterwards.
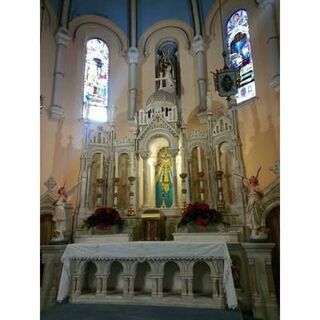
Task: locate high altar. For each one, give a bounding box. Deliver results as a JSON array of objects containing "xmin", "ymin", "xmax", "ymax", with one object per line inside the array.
[
  {"xmin": 40, "ymin": 27, "xmax": 280, "ymax": 320},
  {"xmin": 41, "ymin": 72, "xmax": 280, "ymax": 320}
]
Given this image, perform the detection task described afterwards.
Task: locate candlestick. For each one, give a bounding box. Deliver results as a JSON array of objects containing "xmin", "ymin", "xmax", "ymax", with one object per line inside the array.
[
  {"xmin": 197, "ymin": 147, "xmax": 202, "ymax": 172},
  {"xmin": 115, "ymin": 152, "xmax": 118, "ymax": 177},
  {"xmin": 99, "ymin": 153, "xmax": 104, "ymax": 178},
  {"xmin": 215, "ymin": 145, "xmax": 221, "ymax": 171}
]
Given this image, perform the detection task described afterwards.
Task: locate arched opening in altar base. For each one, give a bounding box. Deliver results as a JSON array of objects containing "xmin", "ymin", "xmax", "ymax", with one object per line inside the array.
[{"xmin": 72, "ymin": 258, "xmax": 224, "ymax": 305}]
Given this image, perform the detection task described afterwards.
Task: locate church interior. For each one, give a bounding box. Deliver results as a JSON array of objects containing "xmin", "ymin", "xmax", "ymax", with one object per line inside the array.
[{"xmin": 40, "ymin": 0, "xmax": 280, "ymax": 319}]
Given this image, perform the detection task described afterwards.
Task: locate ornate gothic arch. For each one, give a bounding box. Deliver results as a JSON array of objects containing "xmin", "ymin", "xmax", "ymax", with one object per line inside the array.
[
  {"xmin": 140, "ymin": 128, "xmax": 179, "ymax": 152},
  {"xmin": 69, "ymin": 15, "xmax": 129, "ymax": 56},
  {"xmin": 138, "ymin": 20, "xmax": 193, "ymax": 57}
]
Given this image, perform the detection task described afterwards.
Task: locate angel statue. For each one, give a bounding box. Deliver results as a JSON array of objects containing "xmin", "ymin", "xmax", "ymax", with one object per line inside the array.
[
  {"xmin": 235, "ymin": 167, "xmax": 267, "ymax": 239},
  {"xmin": 51, "ymin": 182, "xmax": 80, "ymax": 242}
]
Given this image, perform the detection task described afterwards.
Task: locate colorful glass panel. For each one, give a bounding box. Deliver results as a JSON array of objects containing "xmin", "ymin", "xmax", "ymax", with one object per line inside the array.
[
  {"xmin": 83, "ymin": 39, "xmax": 109, "ymax": 121},
  {"xmin": 227, "ymin": 10, "xmax": 256, "ymax": 104}
]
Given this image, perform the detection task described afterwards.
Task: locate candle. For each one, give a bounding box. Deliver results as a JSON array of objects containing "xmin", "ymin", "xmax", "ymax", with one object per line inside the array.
[{"xmin": 197, "ymin": 147, "xmax": 202, "ymax": 172}]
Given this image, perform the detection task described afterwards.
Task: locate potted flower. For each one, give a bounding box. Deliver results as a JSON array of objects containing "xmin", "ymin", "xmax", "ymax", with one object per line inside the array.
[
  {"xmin": 82, "ymin": 207, "xmax": 124, "ymax": 234},
  {"xmin": 177, "ymin": 202, "xmax": 226, "ymax": 232}
]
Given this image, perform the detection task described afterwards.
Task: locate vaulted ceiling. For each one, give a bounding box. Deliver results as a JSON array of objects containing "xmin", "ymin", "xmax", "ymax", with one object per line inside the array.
[{"xmin": 50, "ymin": 0, "xmax": 216, "ymax": 38}]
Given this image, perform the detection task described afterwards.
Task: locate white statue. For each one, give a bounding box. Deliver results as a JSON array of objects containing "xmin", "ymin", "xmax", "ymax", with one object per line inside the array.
[
  {"xmin": 241, "ymin": 167, "xmax": 267, "ymax": 240},
  {"xmin": 51, "ymin": 182, "xmax": 80, "ymax": 242},
  {"xmin": 159, "ymin": 48, "xmax": 176, "ymax": 91}
]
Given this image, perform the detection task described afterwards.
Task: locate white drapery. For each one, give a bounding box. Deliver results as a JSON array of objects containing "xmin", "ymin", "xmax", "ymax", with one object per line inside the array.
[{"xmin": 57, "ymin": 241, "xmax": 237, "ymax": 309}]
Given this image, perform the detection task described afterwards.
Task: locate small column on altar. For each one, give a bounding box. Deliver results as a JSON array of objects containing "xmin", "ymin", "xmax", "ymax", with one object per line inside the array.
[
  {"xmin": 198, "ymin": 171, "xmax": 205, "ymax": 202},
  {"xmin": 85, "ymin": 161, "xmax": 92, "ymax": 209},
  {"xmin": 170, "ymin": 149, "xmax": 179, "ymax": 207},
  {"xmin": 187, "ymin": 277, "xmax": 193, "ymax": 297},
  {"xmin": 113, "ymin": 177, "xmax": 120, "ymax": 208},
  {"xmin": 95, "ymin": 153, "xmax": 104, "ymax": 208},
  {"xmin": 141, "ymin": 151, "xmax": 150, "ymax": 207},
  {"xmin": 179, "ymin": 173, "xmax": 188, "ymax": 210},
  {"xmin": 128, "ymin": 176, "xmax": 136, "ymax": 216},
  {"xmin": 157, "ymin": 276, "xmax": 163, "ymax": 297},
  {"xmin": 197, "ymin": 146, "xmax": 205, "ymax": 201},
  {"xmin": 216, "ymin": 170, "xmax": 225, "ymax": 211}
]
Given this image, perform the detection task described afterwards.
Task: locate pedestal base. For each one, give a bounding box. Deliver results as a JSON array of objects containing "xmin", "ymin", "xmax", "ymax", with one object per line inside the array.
[
  {"xmin": 173, "ymin": 231, "xmax": 240, "ymax": 242},
  {"xmin": 74, "ymin": 233, "xmax": 131, "ymax": 243}
]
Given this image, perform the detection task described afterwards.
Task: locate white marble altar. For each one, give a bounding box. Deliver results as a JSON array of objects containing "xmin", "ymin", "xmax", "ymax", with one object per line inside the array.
[{"xmin": 57, "ymin": 241, "xmax": 237, "ymax": 309}]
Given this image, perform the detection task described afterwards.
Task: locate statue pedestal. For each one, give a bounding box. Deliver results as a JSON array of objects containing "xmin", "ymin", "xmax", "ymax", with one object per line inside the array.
[{"xmin": 74, "ymin": 233, "xmax": 131, "ymax": 243}]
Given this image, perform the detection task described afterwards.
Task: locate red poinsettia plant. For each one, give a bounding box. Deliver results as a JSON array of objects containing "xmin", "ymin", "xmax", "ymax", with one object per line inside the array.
[
  {"xmin": 178, "ymin": 202, "xmax": 224, "ymax": 228},
  {"xmin": 82, "ymin": 207, "xmax": 124, "ymax": 231}
]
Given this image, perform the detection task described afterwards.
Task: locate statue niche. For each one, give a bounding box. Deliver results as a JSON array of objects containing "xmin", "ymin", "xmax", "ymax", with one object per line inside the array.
[
  {"xmin": 155, "ymin": 42, "xmax": 180, "ymax": 96},
  {"xmin": 155, "ymin": 147, "xmax": 173, "ymax": 208},
  {"xmin": 118, "ymin": 153, "xmax": 129, "ymax": 211}
]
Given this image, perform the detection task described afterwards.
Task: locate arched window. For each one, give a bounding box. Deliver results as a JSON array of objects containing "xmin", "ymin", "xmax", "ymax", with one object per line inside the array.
[
  {"xmin": 83, "ymin": 39, "xmax": 109, "ymax": 122},
  {"xmin": 226, "ymin": 9, "xmax": 256, "ymax": 104}
]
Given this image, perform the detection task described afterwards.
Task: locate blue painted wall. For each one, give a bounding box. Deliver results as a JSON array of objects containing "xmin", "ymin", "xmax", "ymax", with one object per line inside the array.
[
  {"xmin": 137, "ymin": 0, "xmax": 193, "ymax": 38},
  {"xmin": 69, "ymin": 0, "xmax": 128, "ymax": 36},
  {"xmin": 49, "ymin": 0, "xmax": 217, "ymax": 40},
  {"xmin": 200, "ymin": 0, "xmax": 215, "ymax": 21}
]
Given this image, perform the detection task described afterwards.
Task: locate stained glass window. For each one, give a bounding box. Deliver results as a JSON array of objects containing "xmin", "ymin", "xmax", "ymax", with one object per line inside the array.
[
  {"xmin": 83, "ymin": 39, "xmax": 109, "ymax": 122},
  {"xmin": 226, "ymin": 10, "xmax": 256, "ymax": 104}
]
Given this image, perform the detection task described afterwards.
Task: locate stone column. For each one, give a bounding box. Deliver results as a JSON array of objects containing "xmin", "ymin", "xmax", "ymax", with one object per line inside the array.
[
  {"xmin": 216, "ymin": 170, "xmax": 225, "ymax": 211},
  {"xmin": 96, "ymin": 276, "xmax": 102, "ymax": 295},
  {"xmin": 179, "ymin": 173, "xmax": 187, "ymax": 209},
  {"xmin": 187, "ymin": 158, "xmax": 192, "ymax": 203},
  {"xmin": 198, "ymin": 172, "xmax": 205, "ymax": 202},
  {"xmin": 192, "ymin": 35, "xmax": 207, "ymax": 114},
  {"xmin": 48, "ymin": 0, "xmax": 71, "ymax": 120},
  {"xmin": 128, "ymin": 47, "xmax": 139, "ymax": 120},
  {"xmin": 256, "ymin": 0, "xmax": 280, "ymax": 91},
  {"xmin": 243, "ymin": 243, "xmax": 279, "ymax": 320},
  {"xmin": 128, "ymin": 176, "xmax": 136, "ymax": 216},
  {"xmin": 113, "ymin": 177, "xmax": 120, "ymax": 208},
  {"xmin": 151, "ymin": 276, "xmax": 158, "ymax": 296},
  {"xmin": 211, "ymin": 276, "xmax": 219, "ymax": 298},
  {"xmin": 85, "ymin": 162, "xmax": 92, "ymax": 209},
  {"xmin": 101, "ymin": 273, "xmax": 108, "ymax": 295},
  {"xmin": 170, "ymin": 149, "xmax": 179, "ymax": 207},
  {"xmin": 48, "ymin": 28, "xmax": 71, "ymax": 120},
  {"xmin": 187, "ymin": 278, "xmax": 193, "ymax": 297},
  {"xmin": 157, "ymin": 276, "xmax": 163, "ymax": 297},
  {"xmin": 181, "ymin": 276, "xmax": 188, "ymax": 297},
  {"xmin": 122, "ymin": 276, "xmax": 129, "ymax": 297},
  {"xmin": 190, "ymin": 0, "xmax": 201, "ymax": 36},
  {"xmin": 141, "ymin": 152, "xmax": 150, "ymax": 207}
]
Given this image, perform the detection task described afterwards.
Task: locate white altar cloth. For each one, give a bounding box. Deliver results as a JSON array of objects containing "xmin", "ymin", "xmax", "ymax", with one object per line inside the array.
[{"xmin": 57, "ymin": 241, "xmax": 237, "ymax": 309}]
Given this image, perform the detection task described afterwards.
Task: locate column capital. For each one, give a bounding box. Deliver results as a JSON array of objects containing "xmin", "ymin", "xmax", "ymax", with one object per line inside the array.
[
  {"xmin": 55, "ymin": 27, "xmax": 71, "ymax": 46},
  {"xmin": 48, "ymin": 105, "xmax": 63, "ymax": 120},
  {"xmin": 168, "ymin": 148, "xmax": 179, "ymax": 157},
  {"xmin": 192, "ymin": 35, "xmax": 206, "ymax": 53},
  {"xmin": 128, "ymin": 47, "xmax": 139, "ymax": 64},
  {"xmin": 140, "ymin": 151, "xmax": 150, "ymax": 160}
]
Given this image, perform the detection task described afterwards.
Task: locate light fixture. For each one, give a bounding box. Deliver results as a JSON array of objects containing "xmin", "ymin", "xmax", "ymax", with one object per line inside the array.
[{"xmin": 212, "ymin": 0, "xmax": 240, "ymax": 101}]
